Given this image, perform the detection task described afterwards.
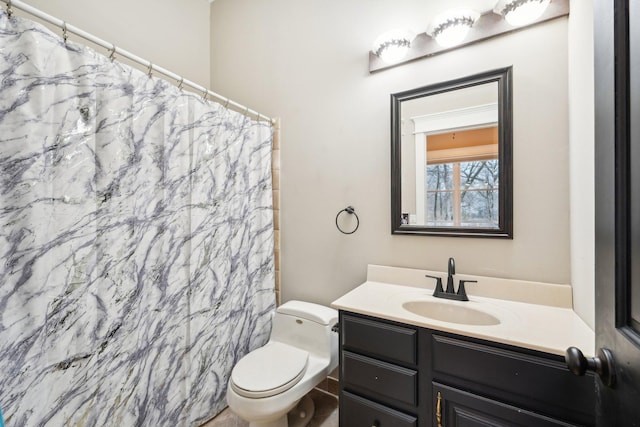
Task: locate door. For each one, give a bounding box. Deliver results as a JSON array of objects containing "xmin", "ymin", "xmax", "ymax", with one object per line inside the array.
[{"xmin": 594, "ymin": 0, "xmax": 640, "ymax": 424}]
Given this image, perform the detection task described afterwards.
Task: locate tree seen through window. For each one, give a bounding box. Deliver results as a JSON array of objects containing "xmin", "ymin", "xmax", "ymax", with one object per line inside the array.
[{"xmin": 426, "ymin": 160, "xmax": 499, "ymax": 228}]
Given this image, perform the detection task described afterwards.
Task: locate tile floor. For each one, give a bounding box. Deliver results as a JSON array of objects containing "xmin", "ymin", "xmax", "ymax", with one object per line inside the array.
[{"xmin": 200, "ymin": 389, "xmax": 339, "ymax": 427}]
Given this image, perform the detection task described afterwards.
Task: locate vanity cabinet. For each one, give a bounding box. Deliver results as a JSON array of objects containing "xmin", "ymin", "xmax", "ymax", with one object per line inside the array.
[{"xmin": 339, "ymin": 311, "xmax": 595, "ymax": 427}]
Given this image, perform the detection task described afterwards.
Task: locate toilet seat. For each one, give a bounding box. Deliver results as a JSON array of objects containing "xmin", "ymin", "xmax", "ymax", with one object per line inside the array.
[{"xmin": 230, "ymin": 342, "xmax": 309, "ymax": 398}]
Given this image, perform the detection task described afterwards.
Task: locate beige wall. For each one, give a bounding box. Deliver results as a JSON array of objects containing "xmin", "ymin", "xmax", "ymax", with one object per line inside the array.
[
  {"xmin": 568, "ymin": 1, "xmax": 595, "ymax": 329},
  {"xmin": 210, "ymin": 0, "xmax": 573, "ymax": 307},
  {"xmin": 18, "ymin": 0, "xmax": 211, "ymax": 88}
]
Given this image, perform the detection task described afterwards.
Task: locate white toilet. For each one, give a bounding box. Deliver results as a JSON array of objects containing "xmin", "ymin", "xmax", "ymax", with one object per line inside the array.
[{"xmin": 226, "ymin": 300, "xmax": 339, "ymax": 427}]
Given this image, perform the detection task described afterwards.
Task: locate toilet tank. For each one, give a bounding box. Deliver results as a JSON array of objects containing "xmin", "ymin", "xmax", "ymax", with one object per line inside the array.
[{"xmin": 270, "ymin": 301, "xmax": 338, "ymax": 363}]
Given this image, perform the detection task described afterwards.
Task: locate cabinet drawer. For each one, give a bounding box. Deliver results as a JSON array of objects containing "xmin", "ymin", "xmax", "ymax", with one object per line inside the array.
[
  {"xmin": 431, "ymin": 334, "xmax": 595, "ymax": 425},
  {"xmin": 341, "ymin": 391, "xmax": 417, "ymax": 427},
  {"xmin": 341, "ymin": 314, "xmax": 417, "ymax": 365},
  {"xmin": 434, "ymin": 382, "xmax": 579, "ymax": 427},
  {"xmin": 342, "ymin": 351, "xmax": 418, "ymax": 407}
]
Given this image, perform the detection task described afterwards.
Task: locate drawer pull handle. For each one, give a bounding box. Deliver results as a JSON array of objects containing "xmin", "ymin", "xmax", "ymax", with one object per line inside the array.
[{"xmin": 436, "ymin": 391, "xmax": 442, "ymax": 427}]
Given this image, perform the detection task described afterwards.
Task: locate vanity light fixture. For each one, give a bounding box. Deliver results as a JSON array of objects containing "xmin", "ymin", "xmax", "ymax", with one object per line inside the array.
[
  {"xmin": 494, "ymin": 0, "xmax": 551, "ymax": 27},
  {"xmin": 369, "ymin": 0, "xmax": 568, "ymax": 73},
  {"xmin": 372, "ymin": 29, "xmax": 416, "ymax": 64},
  {"xmin": 428, "ymin": 9, "xmax": 480, "ymax": 48}
]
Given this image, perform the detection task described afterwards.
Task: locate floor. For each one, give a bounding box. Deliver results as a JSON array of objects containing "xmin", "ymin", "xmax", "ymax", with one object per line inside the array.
[{"xmin": 200, "ymin": 389, "xmax": 339, "ymax": 427}]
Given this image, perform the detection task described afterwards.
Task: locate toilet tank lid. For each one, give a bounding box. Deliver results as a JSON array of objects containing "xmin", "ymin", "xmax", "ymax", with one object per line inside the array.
[{"xmin": 277, "ymin": 301, "xmax": 338, "ymax": 325}]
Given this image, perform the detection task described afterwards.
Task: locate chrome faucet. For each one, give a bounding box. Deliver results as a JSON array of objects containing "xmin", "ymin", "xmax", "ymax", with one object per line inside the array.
[{"xmin": 425, "ymin": 257, "xmax": 476, "ymax": 301}]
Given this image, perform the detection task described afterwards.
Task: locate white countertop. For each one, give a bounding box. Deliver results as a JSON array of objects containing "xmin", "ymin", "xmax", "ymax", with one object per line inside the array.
[{"xmin": 331, "ymin": 265, "xmax": 595, "ymax": 358}]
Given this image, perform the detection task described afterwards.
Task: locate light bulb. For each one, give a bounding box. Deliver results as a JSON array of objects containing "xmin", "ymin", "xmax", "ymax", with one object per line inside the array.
[
  {"xmin": 372, "ymin": 29, "xmax": 415, "ymax": 64},
  {"xmin": 379, "ymin": 43, "xmax": 409, "ymax": 63},
  {"xmin": 433, "ymin": 21, "xmax": 472, "ymax": 47},
  {"xmin": 497, "ymin": 0, "xmax": 551, "ymax": 27},
  {"xmin": 428, "ymin": 9, "xmax": 480, "ymax": 48}
]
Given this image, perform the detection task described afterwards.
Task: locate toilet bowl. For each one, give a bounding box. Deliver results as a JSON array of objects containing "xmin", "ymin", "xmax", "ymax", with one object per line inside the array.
[{"xmin": 226, "ymin": 300, "xmax": 338, "ymax": 427}]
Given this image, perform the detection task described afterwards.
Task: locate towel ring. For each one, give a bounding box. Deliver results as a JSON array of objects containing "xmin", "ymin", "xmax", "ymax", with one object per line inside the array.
[{"xmin": 336, "ymin": 206, "xmax": 359, "ymax": 235}]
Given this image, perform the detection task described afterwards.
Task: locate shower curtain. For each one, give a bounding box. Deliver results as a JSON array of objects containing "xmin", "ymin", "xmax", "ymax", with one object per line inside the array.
[{"xmin": 0, "ymin": 10, "xmax": 275, "ymax": 427}]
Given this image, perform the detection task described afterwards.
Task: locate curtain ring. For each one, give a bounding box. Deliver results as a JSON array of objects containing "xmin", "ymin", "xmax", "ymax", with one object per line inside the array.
[
  {"xmin": 6, "ymin": 0, "xmax": 13, "ymax": 18},
  {"xmin": 108, "ymin": 44, "xmax": 116, "ymax": 61},
  {"xmin": 335, "ymin": 206, "xmax": 360, "ymax": 235},
  {"xmin": 62, "ymin": 21, "xmax": 68, "ymax": 43},
  {"xmin": 202, "ymin": 88, "xmax": 208, "ymax": 100},
  {"xmin": 177, "ymin": 77, "xmax": 184, "ymax": 90},
  {"xmin": 224, "ymin": 98, "xmax": 230, "ymax": 109},
  {"xmin": 147, "ymin": 62, "xmax": 153, "ymax": 77}
]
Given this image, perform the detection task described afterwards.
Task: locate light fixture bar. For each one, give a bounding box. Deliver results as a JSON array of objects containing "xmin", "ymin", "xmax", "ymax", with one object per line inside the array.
[{"xmin": 369, "ymin": 0, "xmax": 569, "ymax": 73}]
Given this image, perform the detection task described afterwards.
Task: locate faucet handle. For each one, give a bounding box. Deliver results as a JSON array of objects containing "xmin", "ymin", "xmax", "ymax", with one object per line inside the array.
[
  {"xmin": 456, "ymin": 280, "xmax": 477, "ymax": 301},
  {"xmin": 425, "ymin": 274, "xmax": 444, "ymax": 294}
]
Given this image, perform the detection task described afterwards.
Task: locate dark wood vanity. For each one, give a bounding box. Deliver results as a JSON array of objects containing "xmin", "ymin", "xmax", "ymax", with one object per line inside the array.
[{"xmin": 339, "ymin": 311, "xmax": 595, "ymax": 427}]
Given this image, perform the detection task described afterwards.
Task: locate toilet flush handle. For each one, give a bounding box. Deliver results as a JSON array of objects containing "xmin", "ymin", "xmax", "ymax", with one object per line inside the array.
[{"xmin": 331, "ymin": 322, "xmax": 339, "ymax": 333}]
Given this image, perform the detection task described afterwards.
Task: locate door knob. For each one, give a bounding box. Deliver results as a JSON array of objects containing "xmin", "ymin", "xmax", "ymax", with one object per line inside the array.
[{"xmin": 565, "ymin": 346, "xmax": 616, "ymax": 388}]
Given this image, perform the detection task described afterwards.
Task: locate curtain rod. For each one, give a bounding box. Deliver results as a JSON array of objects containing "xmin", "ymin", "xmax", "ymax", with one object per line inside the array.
[{"xmin": 1, "ymin": 0, "xmax": 274, "ymax": 125}]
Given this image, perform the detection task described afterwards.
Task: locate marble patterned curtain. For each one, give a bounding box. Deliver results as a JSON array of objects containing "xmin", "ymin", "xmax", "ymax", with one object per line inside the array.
[{"xmin": 0, "ymin": 11, "xmax": 275, "ymax": 427}]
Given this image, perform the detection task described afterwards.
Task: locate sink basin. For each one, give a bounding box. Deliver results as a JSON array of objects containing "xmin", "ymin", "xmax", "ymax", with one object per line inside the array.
[{"xmin": 402, "ymin": 300, "xmax": 500, "ymax": 326}]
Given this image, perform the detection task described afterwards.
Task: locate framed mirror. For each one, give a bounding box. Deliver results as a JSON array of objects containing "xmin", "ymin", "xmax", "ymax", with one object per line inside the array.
[{"xmin": 391, "ymin": 67, "xmax": 513, "ymax": 238}]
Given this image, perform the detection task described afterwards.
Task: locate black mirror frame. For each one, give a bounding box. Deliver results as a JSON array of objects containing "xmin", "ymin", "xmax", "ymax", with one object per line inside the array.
[{"xmin": 391, "ymin": 66, "xmax": 513, "ymax": 238}]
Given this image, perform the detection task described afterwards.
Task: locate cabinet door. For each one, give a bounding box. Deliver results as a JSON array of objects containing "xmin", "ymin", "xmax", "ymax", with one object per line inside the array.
[{"xmin": 433, "ymin": 383, "xmax": 581, "ymax": 427}]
